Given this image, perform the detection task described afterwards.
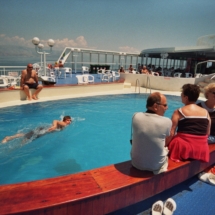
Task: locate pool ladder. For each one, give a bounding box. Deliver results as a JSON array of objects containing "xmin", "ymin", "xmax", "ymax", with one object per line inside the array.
[
  {"xmin": 145, "ymin": 75, "xmax": 151, "ymax": 94},
  {"xmin": 135, "ymin": 75, "xmax": 151, "ymax": 94},
  {"xmin": 135, "ymin": 79, "xmax": 140, "ymax": 94}
]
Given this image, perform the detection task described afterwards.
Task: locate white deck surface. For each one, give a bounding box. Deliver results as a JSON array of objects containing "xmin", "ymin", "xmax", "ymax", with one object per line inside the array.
[{"xmin": 0, "ymin": 86, "xmax": 205, "ymax": 109}]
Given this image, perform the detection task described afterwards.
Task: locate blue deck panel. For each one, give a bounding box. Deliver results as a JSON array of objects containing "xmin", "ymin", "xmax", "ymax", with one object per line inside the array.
[
  {"xmin": 53, "ymin": 72, "xmax": 116, "ymax": 85},
  {"xmin": 108, "ymin": 174, "xmax": 215, "ymax": 215}
]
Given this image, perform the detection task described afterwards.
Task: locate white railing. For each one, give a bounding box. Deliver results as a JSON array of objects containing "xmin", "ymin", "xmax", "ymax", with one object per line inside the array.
[{"xmin": 0, "ymin": 66, "xmax": 26, "ymax": 76}]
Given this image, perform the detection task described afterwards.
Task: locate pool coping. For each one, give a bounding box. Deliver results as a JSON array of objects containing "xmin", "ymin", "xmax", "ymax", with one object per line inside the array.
[{"xmin": 0, "ymin": 81, "xmax": 206, "ymax": 109}]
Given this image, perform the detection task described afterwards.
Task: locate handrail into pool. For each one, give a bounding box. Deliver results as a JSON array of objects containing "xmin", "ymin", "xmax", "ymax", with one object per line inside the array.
[
  {"xmin": 135, "ymin": 79, "xmax": 140, "ymax": 94},
  {"xmin": 0, "ymin": 144, "xmax": 215, "ymax": 215}
]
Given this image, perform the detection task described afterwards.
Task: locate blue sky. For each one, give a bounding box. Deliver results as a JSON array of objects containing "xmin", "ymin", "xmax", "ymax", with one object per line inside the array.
[{"xmin": 0, "ymin": 0, "xmax": 215, "ymax": 56}]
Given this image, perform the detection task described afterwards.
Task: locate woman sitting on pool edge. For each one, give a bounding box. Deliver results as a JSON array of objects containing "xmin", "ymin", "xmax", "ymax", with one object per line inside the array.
[
  {"xmin": 197, "ymin": 83, "xmax": 215, "ymax": 144},
  {"xmin": 166, "ymin": 84, "xmax": 211, "ymax": 162},
  {"xmin": 1, "ymin": 116, "xmax": 72, "ymax": 144}
]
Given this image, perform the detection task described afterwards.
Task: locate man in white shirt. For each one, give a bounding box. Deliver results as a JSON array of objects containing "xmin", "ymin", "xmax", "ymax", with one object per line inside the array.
[{"xmin": 131, "ymin": 92, "xmax": 172, "ymax": 174}]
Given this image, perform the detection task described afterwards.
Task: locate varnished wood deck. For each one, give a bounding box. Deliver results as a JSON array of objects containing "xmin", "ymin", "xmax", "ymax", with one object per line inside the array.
[{"xmin": 0, "ymin": 144, "xmax": 215, "ymax": 215}]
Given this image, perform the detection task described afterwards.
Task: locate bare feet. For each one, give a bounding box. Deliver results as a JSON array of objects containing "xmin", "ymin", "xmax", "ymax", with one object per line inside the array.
[
  {"xmin": 2, "ymin": 137, "xmax": 9, "ymax": 143},
  {"xmin": 27, "ymin": 96, "xmax": 32, "ymax": 101},
  {"xmin": 32, "ymin": 95, "xmax": 38, "ymax": 100}
]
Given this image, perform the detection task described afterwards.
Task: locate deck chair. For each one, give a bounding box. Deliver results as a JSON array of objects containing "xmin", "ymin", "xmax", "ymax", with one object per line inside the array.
[
  {"xmin": 102, "ymin": 71, "xmax": 112, "ymax": 82},
  {"xmin": 82, "ymin": 66, "xmax": 89, "ymax": 74},
  {"xmin": 76, "ymin": 75, "xmax": 87, "ymax": 84},
  {"xmin": 174, "ymin": 72, "xmax": 182, "ymax": 77},
  {"xmin": 185, "ymin": 73, "xmax": 192, "ymax": 78},
  {"xmin": 112, "ymin": 71, "xmax": 120, "ymax": 81},
  {"xmin": 83, "ymin": 75, "xmax": 94, "ymax": 83}
]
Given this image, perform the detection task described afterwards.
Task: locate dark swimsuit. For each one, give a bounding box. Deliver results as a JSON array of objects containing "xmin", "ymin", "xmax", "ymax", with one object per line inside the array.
[
  {"xmin": 24, "ymin": 127, "xmax": 47, "ymax": 140},
  {"xmin": 24, "ymin": 83, "xmax": 38, "ymax": 89}
]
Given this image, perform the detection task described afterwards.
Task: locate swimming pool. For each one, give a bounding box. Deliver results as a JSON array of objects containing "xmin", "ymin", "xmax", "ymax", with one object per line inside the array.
[{"xmin": 0, "ymin": 94, "xmax": 182, "ymax": 185}]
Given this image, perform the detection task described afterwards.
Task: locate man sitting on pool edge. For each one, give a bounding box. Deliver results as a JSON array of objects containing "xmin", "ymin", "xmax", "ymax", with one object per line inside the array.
[
  {"xmin": 130, "ymin": 92, "xmax": 172, "ymax": 174},
  {"xmin": 20, "ymin": 63, "xmax": 43, "ymax": 100},
  {"xmin": 1, "ymin": 116, "xmax": 72, "ymax": 144}
]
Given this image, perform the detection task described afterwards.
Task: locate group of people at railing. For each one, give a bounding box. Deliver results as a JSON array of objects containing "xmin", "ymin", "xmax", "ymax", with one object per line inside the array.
[
  {"xmin": 131, "ymin": 83, "xmax": 215, "ymax": 176},
  {"xmin": 119, "ymin": 63, "xmax": 194, "ymax": 77}
]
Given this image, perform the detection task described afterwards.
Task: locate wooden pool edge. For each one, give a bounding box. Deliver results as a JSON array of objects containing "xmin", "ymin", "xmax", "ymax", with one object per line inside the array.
[{"xmin": 0, "ymin": 144, "xmax": 215, "ymax": 215}]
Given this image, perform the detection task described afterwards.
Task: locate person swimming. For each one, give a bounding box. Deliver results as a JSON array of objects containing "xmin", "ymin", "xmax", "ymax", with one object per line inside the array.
[{"xmin": 1, "ymin": 116, "xmax": 72, "ymax": 144}]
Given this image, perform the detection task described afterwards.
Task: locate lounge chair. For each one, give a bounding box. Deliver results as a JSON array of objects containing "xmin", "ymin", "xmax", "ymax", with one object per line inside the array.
[{"xmin": 82, "ymin": 66, "xmax": 89, "ymax": 74}]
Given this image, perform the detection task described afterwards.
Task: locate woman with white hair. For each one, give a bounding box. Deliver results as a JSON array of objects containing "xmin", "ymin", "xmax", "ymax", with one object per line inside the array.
[{"xmin": 197, "ymin": 83, "xmax": 215, "ymax": 144}]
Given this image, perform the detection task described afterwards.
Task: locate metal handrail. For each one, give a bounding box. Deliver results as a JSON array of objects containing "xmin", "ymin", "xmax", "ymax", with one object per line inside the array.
[
  {"xmin": 135, "ymin": 79, "xmax": 140, "ymax": 94},
  {"xmin": 145, "ymin": 75, "xmax": 151, "ymax": 94}
]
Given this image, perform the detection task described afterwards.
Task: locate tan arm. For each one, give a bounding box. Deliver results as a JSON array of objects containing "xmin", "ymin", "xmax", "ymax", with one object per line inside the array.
[
  {"xmin": 33, "ymin": 70, "xmax": 39, "ymax": 84},
  {"xmin": 48, "ymin": 120, "xmax": 67, "ymax": 132},
  {"xmin": 207, "ymin": 115, "xmax": 211, "ymax": 136},
  {"xmin": 166, "ymin": 109, "xmax": 180, "ymax": 146}
]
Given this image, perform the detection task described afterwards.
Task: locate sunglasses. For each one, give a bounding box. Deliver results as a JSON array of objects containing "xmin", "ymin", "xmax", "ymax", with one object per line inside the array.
[
  {"xmin": 156, "ymin": 103, "xmax": 168, "ymax": 107},
  {"xmin": 28, "ymin": 67, "xmax": 33, "ymax": 69}
]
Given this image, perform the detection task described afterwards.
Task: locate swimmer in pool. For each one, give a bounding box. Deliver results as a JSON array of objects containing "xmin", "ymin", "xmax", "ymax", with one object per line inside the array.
[{"xmin": 1, "ymin": 116, "xmax": 72, "ymax": 144}]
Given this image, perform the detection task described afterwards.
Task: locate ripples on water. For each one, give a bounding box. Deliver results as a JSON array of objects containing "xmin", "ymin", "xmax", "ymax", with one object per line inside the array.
[{"xmin": 0, "ymin": 94, "xmax": 183, "ymax": 185}]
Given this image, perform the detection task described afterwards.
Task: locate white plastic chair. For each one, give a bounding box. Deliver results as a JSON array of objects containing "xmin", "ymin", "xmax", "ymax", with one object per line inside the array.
[
  {"xmin": 76, "ymin": 75, "xmax": 87, "ymax": 84},
  {"xmin": 195, "ymin": 73, "xmax": 202, "ymax": 78},
  {"xmin": 112, "ymin": 71, "xmax": 120, "ymax": 81},
  {"xmin": 174, "ymin": 72, "xmax": 182, "ymax": 77},
  {"xmin": 0, "ymin": 77, "xmax": 9, "ymax": 88},
  {"xmin": 83, "ymin": 74, "xmax": 94, "ymax": 83},
  {"xmin": 102, "ymin": 71, "xmax": 112, "ymax": 82},
  {"xmin": 185, "ymin": 73, "xmax": 192, "ymax": 78},
  {"xmin": 82, "ymin": 66, "xmax": 89, "ymax": 74},
  {"xmin": 63, "ymin": 67, "xmax": 72, "ymax": 74},
  {"xmin": 76, "ymin": 75, "xmax": 94, "ymax": 84},
  {"xmin": 151, "ymin": 71, "xmax": 159, "ymax": 76}
]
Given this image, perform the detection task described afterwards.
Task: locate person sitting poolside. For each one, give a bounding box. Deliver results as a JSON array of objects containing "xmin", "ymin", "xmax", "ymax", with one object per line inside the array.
[
  {"xmin": 141, "ymin": 66, "xmax": 150, "ymax": 75},
  {"xmin": 58, "ymin": 61, "xmax": 64, "ymax": 68},
  {"xmin": 128, "ymin": 65, "xmax": 133, "ymax": 73},
  {"xmin": 167, "ymin": 84, "xmax": 211, "ymax": 162},
  {"xmin": 131, "ymin": 92, "xmax": 172, "ymax": 174},
  {"xmin": 1, "ymin": 116, "xmax": 72, "ymax": 144},
  {"xmin": 20, "ymin": 63, "xmax": 43, "ymax": 100},
  {"xmin": 119, "ymin": 66, "xmax": 125, "ymax": 73},
  {"xmin": 197, "ymin": 83, "xmax": 215, "ymax": 144}
]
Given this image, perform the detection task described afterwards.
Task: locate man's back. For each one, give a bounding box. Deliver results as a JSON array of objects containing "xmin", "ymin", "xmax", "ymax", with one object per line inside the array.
[{"xmin": 131, "ymin": 112, "xmax": 172, "ymax": 174}]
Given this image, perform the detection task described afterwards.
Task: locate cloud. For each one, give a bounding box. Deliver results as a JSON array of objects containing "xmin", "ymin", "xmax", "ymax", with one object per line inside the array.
[
  {"xmin": 53, "ymin": 36, "xmax": 88, "ymax": 49},
  {"xmin": 119, "ymin": 46, "xmax": 140, "ymax": 53},
  {"xmin": 0, "ymin": 34, "xmax": 31, "ymax": 47},
  {"xmin": 0, "ymin": 34, "xmax": 88, "ymax": 50}
]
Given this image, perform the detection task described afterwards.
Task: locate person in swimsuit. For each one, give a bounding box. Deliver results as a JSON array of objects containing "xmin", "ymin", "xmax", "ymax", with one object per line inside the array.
[
  {"xmin": 197, "ymin": 83, "xmax": 215, "ymax": 144},
  {"xmin": 141, "ymin": 66, "xmax": 150, "ymax": 75},
  {"xmin": 1, "ymin": 116, "xmax": 72, "ymax": 144},
  {"xmin": 20, "ymin": 63, "xmax": 43, "ymax": 100},
  {"xmin": 167, "ymin": 84, "xmax": 211, "ymax": 162}
]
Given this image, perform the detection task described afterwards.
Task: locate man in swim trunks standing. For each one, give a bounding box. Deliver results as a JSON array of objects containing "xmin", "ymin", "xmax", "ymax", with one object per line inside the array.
[
  {"xmin": 131, "ymin": 92, "xmax": 172, "ymax": 174},
  {"xmin": 20, "ymin": 63, "xmax": 43, "ymax": 100}
]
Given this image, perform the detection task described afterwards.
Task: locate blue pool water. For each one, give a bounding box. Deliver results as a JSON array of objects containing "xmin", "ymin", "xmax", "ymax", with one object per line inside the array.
[{"xmin": 0, "ymin": 94, "xmax": 182, "ymax": 185}]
